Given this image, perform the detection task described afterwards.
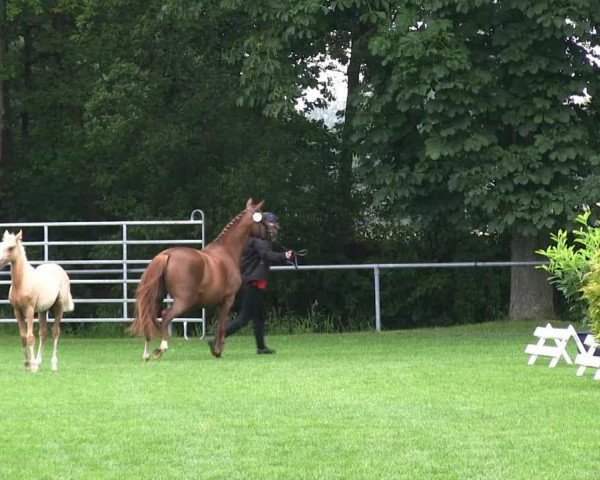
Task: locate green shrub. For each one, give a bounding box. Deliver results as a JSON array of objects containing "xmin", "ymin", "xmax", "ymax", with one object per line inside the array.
[{"xmin": 537, "ymin": 211, "xmax": 600, "ymax": 327}]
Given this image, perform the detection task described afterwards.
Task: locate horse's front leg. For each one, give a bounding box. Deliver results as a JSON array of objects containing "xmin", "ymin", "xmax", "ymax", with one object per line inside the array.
[
  {"xmin": 14, "ymin": 309, "xmax": 29, "ymax": 369},
  {"xmin": 36, "ymin": 310, "xmax": 48, "ymax": 368},
  {"xmin": 213, "ymin": 295, "xmax": 235, "ymax": 358},
  {"xmin": 24, "ymin": 306, "xmax": 38, "ymax": 373}
]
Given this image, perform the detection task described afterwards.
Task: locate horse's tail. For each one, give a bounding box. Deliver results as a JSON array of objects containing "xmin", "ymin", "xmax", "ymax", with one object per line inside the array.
[
  {"xmin": 129, "ymin": 251, "xmax": 169, "ymax": 339},
  {"xmin": 49, "ymin": 264, "xmax": 74, "ymax": 313}
]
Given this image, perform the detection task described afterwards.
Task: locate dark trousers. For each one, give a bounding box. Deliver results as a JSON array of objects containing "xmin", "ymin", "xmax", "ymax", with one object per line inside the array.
[{"xmin": 225, "ymin": 284, "xmax": 267, "ymax": 349}]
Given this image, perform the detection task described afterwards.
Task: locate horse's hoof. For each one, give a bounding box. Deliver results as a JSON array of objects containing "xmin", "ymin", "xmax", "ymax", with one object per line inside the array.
[
  {"xmin": 30, "ymin": 363, "xmax": 39, "ymax": 373},
  {"xmin": 207, "ymin": 337, "xmax": 221, "ymax": 357},
  {"xmin": 153, "ymin": 348, "xmax": 164, "ymax": 359},
  {"xmin": 23, "ymin": 360, "xmax": 30, "ymax": 370}
]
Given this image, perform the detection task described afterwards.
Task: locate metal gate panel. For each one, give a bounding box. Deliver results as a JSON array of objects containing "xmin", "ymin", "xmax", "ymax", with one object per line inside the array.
[{"xmin": 0, "ymin": 211, "xmax": 206, "ymax": 337}]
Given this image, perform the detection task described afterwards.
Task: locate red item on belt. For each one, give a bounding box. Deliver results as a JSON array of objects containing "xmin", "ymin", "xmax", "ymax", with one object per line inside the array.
[{"xmin": 248, "ymin": 279, "xmax": 268, "ymax": 290}]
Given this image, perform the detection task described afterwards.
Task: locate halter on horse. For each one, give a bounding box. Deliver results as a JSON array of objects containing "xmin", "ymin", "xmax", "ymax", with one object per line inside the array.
[
  {"xmin": 0, "ymin": 230, "xmax": 74, "ymax": 372},
  {"xmin": 130, "ymin": 199, "xmax": 268, "ymax": 359}
]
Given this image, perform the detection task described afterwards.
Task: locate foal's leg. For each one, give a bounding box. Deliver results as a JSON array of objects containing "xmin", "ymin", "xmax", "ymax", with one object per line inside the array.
[
  {"xmin": 24, "ymin": 305, "xmax": 38, "ymax": 373},
  {"xmin": 15, "ymin": 309, "xmax": 29, "ymax": 369},
  {"xmin": 213, "ymin": 295, "xmax": 235, "ymax": 358},
  {"xmin": 35, "ymin": 311, "xmax": 48, "ymax": 367},
  {"xmin": 50, "ymin": 304, "xmax": 63, "ymax": 371},
  {"xmin": 154, "ymin": 300, "xmax": 189, "ymax": 359}
]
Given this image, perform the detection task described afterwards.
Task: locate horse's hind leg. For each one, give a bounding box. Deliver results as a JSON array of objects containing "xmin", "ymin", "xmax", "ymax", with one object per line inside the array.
[
  {"xmin": 50, "ymin": 304, "xmax": 63, "ymax": 371},
  {"xmin": 143, "ymin": 337, "xmax": 151, "ymax": 362},
  {"xmin": 213, "ymin": 295, "xmax": 235, "ymax": 358},
  {"xmin": 153, "ymin": 301, "xmax": 189, "ymax": 359},
  {"xmin": 35, "ymin": 311, "xmax": 48, "ymax": 367}
]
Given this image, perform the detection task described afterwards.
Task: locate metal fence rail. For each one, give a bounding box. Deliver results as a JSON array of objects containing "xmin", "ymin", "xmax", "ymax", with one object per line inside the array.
[
  {"xmin": 272, "ymin": 261, "xmax": 546, "ymax": 332},
  {"xmin": 0, "ymin": 214, "xmax": 545, "ymax": 334}
]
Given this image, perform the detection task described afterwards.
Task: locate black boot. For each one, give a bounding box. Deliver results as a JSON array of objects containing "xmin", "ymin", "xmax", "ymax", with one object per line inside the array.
[{"xmin": 257, "ymin": 347, "xmax": 276, "ymax": 355}]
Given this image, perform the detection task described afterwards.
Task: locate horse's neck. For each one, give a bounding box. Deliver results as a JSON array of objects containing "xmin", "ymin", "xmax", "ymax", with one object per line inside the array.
[
  {"xmin": 10, "ymin": 250, "xmax": 35, "ymax": 288},
  {"xmin": 215, "ymin": 228, "xmax": 249, "ymax": 262}
]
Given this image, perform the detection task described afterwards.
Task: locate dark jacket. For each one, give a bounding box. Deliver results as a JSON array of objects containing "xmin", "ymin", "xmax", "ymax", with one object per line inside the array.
[{"xmin": 241, "ymin": 237, "xmax": 287, "ymax": 283}]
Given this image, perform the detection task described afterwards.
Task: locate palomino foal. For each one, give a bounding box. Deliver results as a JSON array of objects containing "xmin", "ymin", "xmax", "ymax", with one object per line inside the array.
[{"xmin": 0, "ymin": 230, "xmax": 74, "ymax": 372}]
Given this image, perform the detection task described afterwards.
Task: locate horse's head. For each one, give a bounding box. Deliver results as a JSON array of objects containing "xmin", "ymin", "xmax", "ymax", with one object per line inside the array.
[
  {"xmin": 213, "ymin": 199, "xmax": 278, "ymax": 247},
  {"xmin": 244, "ymin": 198, "xmax": 280, "ymax": 241},
  {"xmin": 0, "ymin": 230, "xmax": 23, "ymax": 268},
  {"xmin": 244, "ymin": 198, "xmax": 267, "ymax": 238}
]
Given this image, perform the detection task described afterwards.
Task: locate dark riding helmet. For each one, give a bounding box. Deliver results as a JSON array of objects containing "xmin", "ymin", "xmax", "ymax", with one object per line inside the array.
[
  {"xmin": 264, "ymin": 212, "xmax": 279, "ymax": 225},
  {"xmin": 263, "ymin": 212, "xmax": 280, "ymax": 241}
]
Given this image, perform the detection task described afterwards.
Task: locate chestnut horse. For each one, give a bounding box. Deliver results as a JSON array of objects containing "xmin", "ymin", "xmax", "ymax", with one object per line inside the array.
[
  {"xmin": 130, "ymin": 199, "xmax": 268, "ymax": 360},
  {"xmin": 0, "ymin": 230, "xmax": 74, "ymax": 372}
]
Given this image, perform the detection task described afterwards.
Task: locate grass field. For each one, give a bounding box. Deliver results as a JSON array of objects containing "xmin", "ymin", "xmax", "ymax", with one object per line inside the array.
[{"xmin": 1, "ymin": 320, "xmax": 599, "ymax": 480}]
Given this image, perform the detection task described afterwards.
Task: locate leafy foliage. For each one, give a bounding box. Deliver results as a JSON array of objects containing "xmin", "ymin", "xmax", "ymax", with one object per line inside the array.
[
  {"xmin": 357, "ymin": 0, "xmax": 600, "ymax": 235},
  {"xmin": 581, "ymin": 252, "xmax": 600, "ymax": 338}
]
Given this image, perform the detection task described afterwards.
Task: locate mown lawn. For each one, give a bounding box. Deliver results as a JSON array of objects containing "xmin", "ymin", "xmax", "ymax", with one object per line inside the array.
[{"xmin": 0, "ymin": 320, "xmax": 598, "ymax": 480}]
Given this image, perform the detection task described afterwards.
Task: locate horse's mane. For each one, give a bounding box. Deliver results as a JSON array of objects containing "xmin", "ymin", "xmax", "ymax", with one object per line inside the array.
[{"xmin": 212, "ymin": 209, "xmax": 248, "ymax": 244}]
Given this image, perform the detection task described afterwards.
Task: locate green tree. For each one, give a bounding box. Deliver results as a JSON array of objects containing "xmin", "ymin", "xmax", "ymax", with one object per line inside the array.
[
  {"xmin": 356, "ymin": 0, "xmax": 600, "ymax": 318},
  {"xmin": 205, "ymin": 0, "xmax": 395, "ymax": 250},
  {"xmin": 0, "ymin": 0, "xmax": 337, "ymax": 227},
  {"xmin": 1, "ymin": 0, "xmax": 92, "ymax": 220}
]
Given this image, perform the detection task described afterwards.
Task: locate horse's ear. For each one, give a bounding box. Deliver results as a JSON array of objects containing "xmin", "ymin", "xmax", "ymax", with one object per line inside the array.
[
  {"xmin": 255, "ymin": 200, "xmax": 264, "ymax": 211},
  {"xmin": 246, "ymin": 198, "xmax": 254, "ymax": 209},
  {"xmin": 16, "ymin": 230, "xmax": 22, "ymax": 241}
]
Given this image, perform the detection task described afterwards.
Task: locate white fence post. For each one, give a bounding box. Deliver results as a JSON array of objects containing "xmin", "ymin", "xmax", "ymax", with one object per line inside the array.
[{"xmin": 374, "ymin": 266, "xmax": 381, "ymax": 332}]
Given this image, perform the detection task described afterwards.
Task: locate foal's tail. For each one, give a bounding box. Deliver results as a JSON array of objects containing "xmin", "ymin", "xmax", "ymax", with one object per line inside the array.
[
  {"xmin": 129, "ymin": 251, "xmax": 169, "ymax": 339},
  {"xmin": 62, "ymin": 290, "xmax": 75, "ymax": 313},
  {"xmin": 59, "ymin": 268, "xmax": 75, "ymax": 312}
]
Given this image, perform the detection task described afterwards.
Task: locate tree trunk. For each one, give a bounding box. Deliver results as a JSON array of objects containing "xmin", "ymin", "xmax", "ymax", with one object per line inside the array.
[
  {"xmin": 337, "ymin": 26, "xmax": 363, "ymax": 247},
  {"xmin": 21, "ymin": 26, "xmax": 31, "ymax": 140},
  {"xmin": 509, "ymin": 230, "xmax": 555, "ymax": 319},
  {"xmin": 0, "ymin": 0, "xmax": 7, "ymax": 213}
]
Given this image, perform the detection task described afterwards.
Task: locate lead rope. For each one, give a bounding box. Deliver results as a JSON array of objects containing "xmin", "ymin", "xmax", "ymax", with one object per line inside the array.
[
  {"xmin": 262, "ymin": 220, "xmax": 308, "ymax": 269},
  {"xmin": 283, "ymin": 246, "xmax": 308, "ymax": 269}
]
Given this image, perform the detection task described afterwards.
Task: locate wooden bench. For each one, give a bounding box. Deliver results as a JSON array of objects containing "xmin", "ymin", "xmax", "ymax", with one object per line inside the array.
[
  {"xmin": 575, "ymin": 333, "xmax": 600, "ymax": 380},
  {"xmin": 524, "ymin": 323, "xmax": 585, "ymax": 368}
]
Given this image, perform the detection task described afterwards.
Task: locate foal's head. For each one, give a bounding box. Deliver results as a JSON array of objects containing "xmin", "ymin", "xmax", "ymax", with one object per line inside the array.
[{"xmin": 0, "ymin": 230, "xmax": 23, "ymax": 268}]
